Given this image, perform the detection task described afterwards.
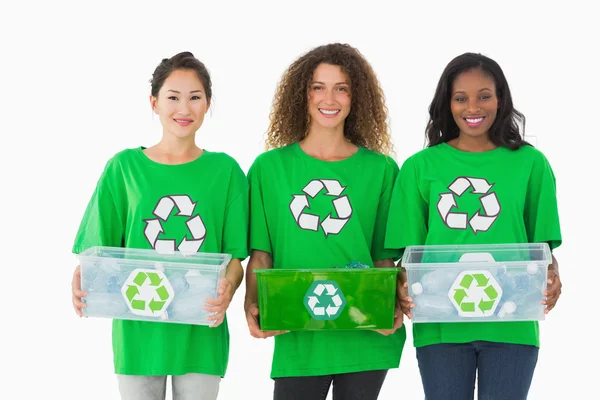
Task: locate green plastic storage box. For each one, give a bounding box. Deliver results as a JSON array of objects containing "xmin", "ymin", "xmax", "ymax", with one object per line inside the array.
[{"xmin": 255, "ymin": 268, "xmax": 399, "ymax": 331}]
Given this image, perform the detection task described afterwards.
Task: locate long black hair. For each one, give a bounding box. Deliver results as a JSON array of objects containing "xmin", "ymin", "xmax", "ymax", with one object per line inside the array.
[{"xmin": 426, "ymin": 52, "xmax": 527, "ymax": 149}]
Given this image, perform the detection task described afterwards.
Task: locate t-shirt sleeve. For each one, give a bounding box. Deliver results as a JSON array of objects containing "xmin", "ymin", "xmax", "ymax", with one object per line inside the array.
[
  {"xmin": 222, "ymin": 159, "xmax": 250, "ymax": 260},
  {"xmin": 524, "ymin": 150, "xmax": 562, "ymax": 250},
  {"xmin": 385, "ymin": 156, "xmax": 429, "ymax": 254},
  {"xmin": 372, "ymin": 157, "xmax": 402, "ymax": 262},
  {"xmin": 248, "ymin": 158, "xmax": 272, "ymax": 254},
  {"xmin": 72, "ymin": 158, "xmax": 125, "ymax": 254}
]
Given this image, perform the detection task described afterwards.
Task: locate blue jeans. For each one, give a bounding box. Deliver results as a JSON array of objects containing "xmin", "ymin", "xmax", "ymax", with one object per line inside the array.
[{"xmin": 416, "ymin": 341, "xmax": 539, "ymax": 400}]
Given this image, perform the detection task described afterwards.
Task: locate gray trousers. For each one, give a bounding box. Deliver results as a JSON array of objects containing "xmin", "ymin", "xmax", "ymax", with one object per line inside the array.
[{"xmin": 117, "ymin": 373, "xmax": 221, "ymax": 400}]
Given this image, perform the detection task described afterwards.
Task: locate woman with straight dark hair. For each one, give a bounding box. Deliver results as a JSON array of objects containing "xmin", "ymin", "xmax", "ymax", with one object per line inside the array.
[
  {"xmin": 71, "ymin": 51, "xmax": 248, "ymax": 400},
  {"xmin": 386, "ymin": 52, "xmax": 563, "ymax": 400}
]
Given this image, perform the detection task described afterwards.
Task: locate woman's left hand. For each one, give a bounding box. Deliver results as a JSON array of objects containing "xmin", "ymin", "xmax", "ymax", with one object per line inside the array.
[
  {"xmin": 204, "ymin": 278, "xmax": 235, "ymax": 327},
  {"xmin": 542, "ymin": 270, "xmax": 561, "ymax": 314},
  {"xmin": 375, "ymin": 303, "xmax": 404, "ymax": 336}
]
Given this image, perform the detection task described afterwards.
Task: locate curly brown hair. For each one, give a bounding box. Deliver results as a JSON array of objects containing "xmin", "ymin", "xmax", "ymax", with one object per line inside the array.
[{"xmin": 265, "ymin": 43, "xmax": 394, "ymax": 156}]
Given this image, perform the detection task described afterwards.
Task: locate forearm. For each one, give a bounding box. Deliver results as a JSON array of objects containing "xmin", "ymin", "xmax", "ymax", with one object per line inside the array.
[
  {"xmin": 549, "ymin": 254, "xmax": 559, "ymax": 275},
  {"xmin": 225, "ymin": 258, "xmax": 244, "ymax": 291},
  {"xmin": 374, "ymin": 258, "xmax": 394, "ymax": 268},
  {"xmin": 244, "ymin": 250, "xmax": 273, "ymax": 310},
  {"xmin": 395, "ymin": 259, "xmax": 406, "ymax": 276},
  {"xmin": 395, "ymin": 259, "xmax": 407, "ymax": 288}
]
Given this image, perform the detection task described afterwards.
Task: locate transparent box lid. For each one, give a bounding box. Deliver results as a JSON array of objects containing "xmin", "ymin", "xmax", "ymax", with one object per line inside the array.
[
  {"xmin": 402, "ymin": 243, "xmax": 552, "ymax": 267},
  {"xmin": 77, "ymin": 246, "xmax": 231, "ymax": 270}
]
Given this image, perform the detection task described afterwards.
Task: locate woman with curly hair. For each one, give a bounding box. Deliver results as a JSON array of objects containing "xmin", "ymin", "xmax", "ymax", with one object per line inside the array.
[{"xmin": 244, "ymin": 43, "xmax": 405, "ymax": 400}]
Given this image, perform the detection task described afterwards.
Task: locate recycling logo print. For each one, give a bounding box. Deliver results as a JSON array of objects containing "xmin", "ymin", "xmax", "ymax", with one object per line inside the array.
[
  {"xmin": 303, "ymin": 281, "xmax": 346, "ymax": 320},
  {"xmin": 121, "ymin": 269, "xmax": 174, "ymax": 317},
  {"xmin": 289, "ymin": 179, "xmax": 352, "ymax": 236},
  {"xmin": 437, "ymin": 176, "xmax": 501, "ymax": 233},
  {"xmin": 144, "ymin": 194, "xmax": 206, "ymax": 254},
  {"xmin": 448, "ymin": 270, "xmax": 502, "ymax": 317}
]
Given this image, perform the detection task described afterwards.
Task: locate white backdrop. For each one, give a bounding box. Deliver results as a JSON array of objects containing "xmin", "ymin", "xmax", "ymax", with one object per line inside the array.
[{"xmin": 2, "ymin": 0, "xmax": 598, "ymax": 398}]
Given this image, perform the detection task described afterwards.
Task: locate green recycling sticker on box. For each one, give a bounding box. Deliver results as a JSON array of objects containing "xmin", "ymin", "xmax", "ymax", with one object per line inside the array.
[
  {"xmin": 449, "ymin": 270, "xmax": 503, "ymax": 317},
  {"xmin": 121, "ymin": 269, "xmax": 174, "ymax": 317},
  {"xmin": 303, "ymin": 281, "xmax": 347, "ymax": 320}
]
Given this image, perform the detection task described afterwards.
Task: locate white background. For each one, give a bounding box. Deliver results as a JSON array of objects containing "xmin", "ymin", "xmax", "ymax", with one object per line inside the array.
[{"xmin": 2, "ymin": 0, "xmax": 598, "ymax": 399}]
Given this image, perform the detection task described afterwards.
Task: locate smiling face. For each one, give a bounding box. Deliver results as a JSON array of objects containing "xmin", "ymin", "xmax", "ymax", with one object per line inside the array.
[
  {"xmin": 450, "ymin": 68, "xmax": 498, "ymax": 140},
  {"xmin": 307, "ymin": 63, "xmax": 351, "ymax": 132},
  {"xmin": 150, "ymin": 69, "xmax": 209, "ymax": 139}
]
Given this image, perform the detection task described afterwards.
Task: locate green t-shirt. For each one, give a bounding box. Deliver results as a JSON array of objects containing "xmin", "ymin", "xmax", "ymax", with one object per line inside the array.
[
  {"xmin": 248, "ymin": 142, "xmax": 406, "ymax": 379},
  {"xmin": 72, "ymin": 147, "xmax": 249, "ymax": 376},
  {"xmin": 385, "ymin": 142, "xmax": 561, "ymax": 348}
]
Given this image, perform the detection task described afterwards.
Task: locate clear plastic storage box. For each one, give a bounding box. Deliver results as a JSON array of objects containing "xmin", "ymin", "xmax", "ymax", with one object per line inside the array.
[
  {"xmin": 403, "ymin": 243, "xmax": 551, "ymax": 323},
  {"xmin": 78, "ymin": 246, "xmax": 230, "ymax": 325}
]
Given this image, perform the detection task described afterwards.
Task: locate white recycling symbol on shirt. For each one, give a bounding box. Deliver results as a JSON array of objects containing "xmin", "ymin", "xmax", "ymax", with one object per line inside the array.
[
  {"xmin": 437, "ymin": 176, "xmax": 501, "ymax": 233},
  {"xmin": 289, "ymin": 179, "xmax": 353, "ymax": 236},
  {"xmin": 143, "ymin": 195, "xmax": 206, "ymax": 254}
]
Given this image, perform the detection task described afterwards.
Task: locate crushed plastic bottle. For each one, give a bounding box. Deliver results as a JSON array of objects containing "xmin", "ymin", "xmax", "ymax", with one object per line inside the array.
[
  {"xmin": 497, "ymin": 301, "xmax": 517, "ymax": 318},
  {"xmin": 82, "ymin": 265, "xmax": 110, "ymax": 292},
  {"xmin": 167, "ymin": 292, "xmax": 212, "ymax": 322},
  {"xmin": 83, "ymin": 292, "xmax": 129, "ymax": 317},
  {"xmin": 346, "ymin": 261, "xmax": 370, "ymax": 269},
  {"xmin": 419, "ymin": 269, "xmax": 458, "ymax": 294},
  {"xmin": 185, "ymin": 270, "xmax": 218, "ymax": 288},
  {"xmin": 169, "ymin": 274, "xmax": 190, "ymax": 295},
  {"xmin": 334, "ymin": 261, "xmax": 370, "ymax": 269},
  {"xmin": 106, "ymin": 273, "xmax": 129, "ymax": 293},
  {"xmin": 411, "ymin": 282, "xmax": 423, "ymax": 295},
  {"xmin": 413, "ymin": 294, "xmax": 456, "ymax": 318}
]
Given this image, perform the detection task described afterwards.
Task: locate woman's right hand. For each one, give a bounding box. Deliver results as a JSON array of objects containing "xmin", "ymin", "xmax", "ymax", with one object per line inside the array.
[
  {"xmin": 245, "ymin": 302, "xmax": 288, "ymax": 339},
  {"xmin": 72, "ymin": 265, "xmax": 87, "ymax": 317}
]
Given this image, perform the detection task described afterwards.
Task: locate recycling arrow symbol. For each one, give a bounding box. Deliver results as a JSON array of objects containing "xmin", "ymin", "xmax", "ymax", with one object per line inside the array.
[
  {"xmin": 143, "ymin": 194, "xmax": 206, "ymax": 254},
  {"xmin": 437, "ymin": 176, "xmax": 501, "ymax": 234},
  {"xmin": 289, "ymin": 179, "xmax": 353, "ymax": 236},
  {"xmin": 448, "ymin": 270, "xmax": 503, "ymax": 317},
  {"xmin": 121, "ymin": 268, "xmax": 175, "ymax": 317},
  {"xmin": 303, "ymin": 280, "xmax": 346, "ymax": 320}
]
